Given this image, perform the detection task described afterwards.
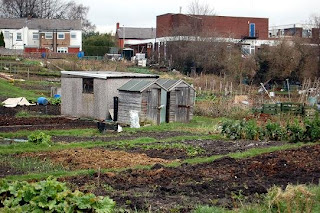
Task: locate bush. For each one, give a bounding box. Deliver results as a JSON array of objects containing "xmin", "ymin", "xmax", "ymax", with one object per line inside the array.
[
  {"xmin": 265, "ymin": 121, "xmax": 285, "ymax": 141},
  {"xmin": 28, "ymin": 132, "xmax": 51, "ymax": 145},
  {"xmin": 286, "ymin": 120, "xmax": 305, "ymax": 143},
  {"xmin": 0, "ymin": 177, "xmax": 115, "ymax": 212}
]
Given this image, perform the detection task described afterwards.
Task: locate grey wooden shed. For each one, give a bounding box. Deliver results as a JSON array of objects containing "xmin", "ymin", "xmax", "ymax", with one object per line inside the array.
[
  {"xmin": 60, "ymin": 71, "xmax": 158, "ymax": 120},
  {"xmin": 117, "ymin": 79, "xmax": 167, "ymax": 125},
  {"xmin": 156, "ymin": 79, "xmax": 196, "ymax": 123}
]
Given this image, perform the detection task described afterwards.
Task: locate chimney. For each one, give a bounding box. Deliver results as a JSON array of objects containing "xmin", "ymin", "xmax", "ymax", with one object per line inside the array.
[{"xmin": 116, "ymin": 22, "xmax": 120, "ymax": 30}]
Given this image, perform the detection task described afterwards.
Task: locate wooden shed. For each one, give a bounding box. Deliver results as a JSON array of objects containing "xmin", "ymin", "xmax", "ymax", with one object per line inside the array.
[
  {"xmin": 156, "ymin": 79, "xmax": 196, "ymax": 123},
  {"xmin": 117, "ymin": 79, "xmax": 166, "ymax": 125},
  {"xmin": 60, "ymin": 71, "xmax": 158, "ymax": 120}
]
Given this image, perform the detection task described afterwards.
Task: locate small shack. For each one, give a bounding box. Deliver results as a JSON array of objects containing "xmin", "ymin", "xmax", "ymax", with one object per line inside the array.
[
  {"xmin": 61, "ymin": 71, "xmax": 158, "ymax": 120},
  {"xmin": 118, "ymin": 79, "xmax": 166, "ymax": 125},
  {"xmin": 156, "ymin": 79, "xmax": 196, "ymax": 123}
]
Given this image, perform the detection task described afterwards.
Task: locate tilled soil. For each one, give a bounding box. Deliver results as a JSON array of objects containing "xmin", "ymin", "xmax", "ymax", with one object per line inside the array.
[
  {"xmin": 109, "ymin": 140, "xmax": 286, "ymax": 160},
  {"xmin": 64, "ymin": 144, "xmax": 320, "ymax": 212},
  {"xmin": 0, "ymin": 117, "xmax": 96, "ymax": 132},
  {"xmin": 20, "ymin": 148, "xmax": 174, "ymax": 170},
  {"xmin": 0, "ymin": 164, "xmax": 25, "ymax": 178}
]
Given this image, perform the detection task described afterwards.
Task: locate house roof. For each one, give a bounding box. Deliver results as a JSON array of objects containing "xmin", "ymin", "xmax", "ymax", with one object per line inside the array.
[
  {"xmin": 61, "ymin": 71, "xmax": 158, "ymax": 79},
  {"xmin": 117, "ymin": 27, "xmax": 156, "ymax": 39},
  {"xmin": 118, "ymin": 79, "xmax": 164, "ymax": 92},
  {"xmin": 0, "ymin": 18, "xmax": 82, "ymax": 30},
  {"xmin": 156, "ymin": 79, "xmax": 195, "ymax": 91}
]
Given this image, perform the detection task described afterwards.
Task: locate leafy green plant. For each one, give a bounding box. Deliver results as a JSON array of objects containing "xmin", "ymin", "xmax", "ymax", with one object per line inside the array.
[
  {"xmin": 221, "ymin": 120, "xmax": 245, "ymax": 140},
  {"xmin": 265, "ymin": 121, "xmax": 285, "ymax": 141},
  {"xmin": 0, "ymin": 177, "xmax": 115, "ymax": 212},
  {"xmin": 304, "ymin": 115, "xmax": 320, "ymax": 142},
  {"xmin": 28, "ymin": 132, "xmax": 52, "ymax": 145},
  {"xmin": 243, "ymin": 119, "xmax": 260, "ymax": 140},
  {"xmin": 50, "ymin": 97, "xmax": 61, "ymax": 105},
  {"xmin": 286, "ymin": 120, "xmax": 305, "ymax": 143}
]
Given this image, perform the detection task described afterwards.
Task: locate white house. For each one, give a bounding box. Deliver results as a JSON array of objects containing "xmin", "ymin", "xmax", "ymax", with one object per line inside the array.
[{"xmin": 0, "ymin": 18, "xmax": 82, "ymax": 53}]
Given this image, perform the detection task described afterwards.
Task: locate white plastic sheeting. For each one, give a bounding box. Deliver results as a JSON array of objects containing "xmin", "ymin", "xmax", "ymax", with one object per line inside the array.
[{"xmin": 2, "ymin": 97, "xmax": 34, "ymax": 107}]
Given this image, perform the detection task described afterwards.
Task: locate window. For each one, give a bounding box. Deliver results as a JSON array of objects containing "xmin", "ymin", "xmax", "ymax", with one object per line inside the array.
[
  {"xmin": 71, "ymin": 32, "xmax": 77, "ymax": 39},
  {"xmin": 16, "ymin": 33, "xmax": 22, "ymax": 41},
  {"xmin": 45, "ymin": 33, "xmax": 53, "ymax": 39},
  {"xmin": 57, "ymin": 32, "xmax": 65, "ymax": 39},
  {"xmin": 83, "ymin": 78, "xmax": 94, "ymax": 93},
  {"xmin": 57, "ymin": 47, "xmax": 68, "ymax": 53},
  {"xmin": 32, "ymin": 32, "xmax": 39, "ymax": 40}
]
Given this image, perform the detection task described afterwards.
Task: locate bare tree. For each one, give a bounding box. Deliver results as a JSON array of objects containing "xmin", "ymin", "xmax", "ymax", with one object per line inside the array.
[
  {"xmin": 310, "ymin": 14, "xmax": 320, "ymax": 76},
  {"xmin": 187, "ymin": 0, "xmax": 215, "ymax": 15},
  {"xmin": 0, "ymin": 0, "xmax": 95, "ymax": 32}
]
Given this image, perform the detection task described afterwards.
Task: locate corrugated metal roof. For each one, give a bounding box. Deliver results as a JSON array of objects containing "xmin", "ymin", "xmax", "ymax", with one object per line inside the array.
[
  {"xmin": 61, "ymin": 71, "xmax": 158, "ymax": 79},
  {"xmin": 118, "ymin": 79, "xmax": 154, "ymax": 92},
  {"xmin": 156, "ymin": 79, "xmax": 196, "ymax": 91},
  {"xmin": 0, "ymin": 18, "xmax": 82, "ymax": 30},
  {"xmin": 117, "ymin": 27, "xmax": 156, "ymax": 39},
  {"xmin": 156, "ymin": 79, "xmax": 180, "ymax": 90}
]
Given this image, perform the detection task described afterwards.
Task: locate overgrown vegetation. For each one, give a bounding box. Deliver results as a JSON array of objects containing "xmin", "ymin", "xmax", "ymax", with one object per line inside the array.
[
  {"xmin": 221, "ymin": 115, "xmax": 320, "ymax": 142},
  {"xmin": 0, "ymin": 177, "xmax": 115, "ymax": 212}
]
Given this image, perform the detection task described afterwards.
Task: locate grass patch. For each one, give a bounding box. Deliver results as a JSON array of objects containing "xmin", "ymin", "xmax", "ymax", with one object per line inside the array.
[
  {"xmin": 0, "ymin": 137, "xmax": 157, "ymax": 155},
  {"xmin": 124, "ymin": 116, "xmax": 223, "ymax": 134},
  {"xmin": 0, "ymin": 79, "xmax": 39, "ymax": 101},
  {"xmin": 0, "ymin": 128, "xmax": 100, "ymax": 138},
  {"xmin": 140, "ymin": 143, "xmax": 205, "ymax": 157}
]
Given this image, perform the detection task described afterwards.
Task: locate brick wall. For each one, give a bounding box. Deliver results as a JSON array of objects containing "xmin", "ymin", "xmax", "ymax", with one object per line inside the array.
[{"xmin": 157, "ymin": 14, "xmax": 269, "ymax": 40}]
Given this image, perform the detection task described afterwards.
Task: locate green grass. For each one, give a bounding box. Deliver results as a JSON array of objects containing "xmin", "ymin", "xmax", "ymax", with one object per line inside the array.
[
  {"xmin": 0, "ymin": 79, "xmax": 39, "ymax": 100},
  {"xmin": 0, "ymin": 128, "xmax": 100, "ymax": 138},
  {"xmin": 124, "ymin": 116, "xmax": 223, "ymax": 134},
  {"xmin": 0, "ymin": 137, "xmax": 157, "ymax": 155}
]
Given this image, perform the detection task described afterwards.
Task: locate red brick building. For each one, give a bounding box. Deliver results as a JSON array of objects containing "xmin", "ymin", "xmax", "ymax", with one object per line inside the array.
[{"xmin": 156, "ymin": 13, "xmax": 269, "ymax": 40}]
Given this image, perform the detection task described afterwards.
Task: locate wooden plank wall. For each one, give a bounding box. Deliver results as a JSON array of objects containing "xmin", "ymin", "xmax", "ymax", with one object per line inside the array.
[{"xmin": 118, "ymin": 92, "xmax": 142, "ymax": 125}]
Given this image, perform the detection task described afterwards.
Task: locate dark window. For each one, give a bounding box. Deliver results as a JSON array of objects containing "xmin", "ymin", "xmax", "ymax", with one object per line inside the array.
[{"xmin": 83, "ymin": 78, "xmax": 94, "ymax": 93}]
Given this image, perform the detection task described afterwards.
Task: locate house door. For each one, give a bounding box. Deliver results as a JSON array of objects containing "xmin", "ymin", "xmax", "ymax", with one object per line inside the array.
[
  {"xmin": 249, "ymin": 23, "xmax": 255, "ymax": 37},
  {"xmin": 147, "ymin": 88, "xmax": 161, "ymax": 125},
  {"xmin": 176, "ymin": 87, "xmax": 190, "ymax": 123}
]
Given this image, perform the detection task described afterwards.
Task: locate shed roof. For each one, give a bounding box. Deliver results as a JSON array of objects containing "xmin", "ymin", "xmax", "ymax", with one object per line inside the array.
[
  {"xmin": 118, "ymin": 79, "xmax": 164, "ymax": 92},
  {"xmin": 0, "ymin": 18, "xmax": 82, "ymax": 30},
  {"xmin": 61, "ymin": 71, "xmax": 158, "ymax": 79},
  {"xmin": 156, "ymin": 79, "xmax": 195, "ymax": 91}
]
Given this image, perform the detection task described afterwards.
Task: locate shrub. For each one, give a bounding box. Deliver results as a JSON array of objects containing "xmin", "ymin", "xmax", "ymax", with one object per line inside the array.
[
  {"xmin": 286, "ymin": 120, "xmax": 305, "ymax": 143},
  {"xmin": 265, "ymin": 121, "xmax": 285, "ymax": 141},
  {"xmin": 221, "ymin": 120, "xmax": 245, "ymax": 140},
  {"xmin": 243, "ymin": 119, "xmax": 260, "ymax": 140},
  {"xmin": 28, "ymin": 131, "xmax": 51, "ymax": 145},
  {"xmin": 304, "ymin": 115, "xmax": 320, "ymax": 142},
  {"xmin": 0, "ymin": 177, "xmax": 115, "ymax": 212}
]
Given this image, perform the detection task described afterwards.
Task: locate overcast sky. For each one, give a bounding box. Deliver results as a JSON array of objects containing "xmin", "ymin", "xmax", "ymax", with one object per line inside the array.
[{"xmin": 76, "ymin": 0, "xmax": 320, "ymax": 34}]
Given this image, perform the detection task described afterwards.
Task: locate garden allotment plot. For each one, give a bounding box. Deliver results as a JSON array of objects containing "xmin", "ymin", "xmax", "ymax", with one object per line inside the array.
[{"xmin": 1, "ymin": 111, "xmax": 320, "ymax": 212}]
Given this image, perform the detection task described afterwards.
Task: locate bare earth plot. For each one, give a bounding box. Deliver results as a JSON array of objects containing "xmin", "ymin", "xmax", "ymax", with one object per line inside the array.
[{"xmin": 63, "ymin": 144, "xmax": 320, "ymax": 212}]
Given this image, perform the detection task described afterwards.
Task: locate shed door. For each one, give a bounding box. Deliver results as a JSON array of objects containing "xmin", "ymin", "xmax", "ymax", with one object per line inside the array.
[
  {"xmin": 147, "ymin": 88, "xmax": 161, "ymax": 125},
  {"xmin": 176, "ymin": 87, "xmax": 190, "ymax": 123}
]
